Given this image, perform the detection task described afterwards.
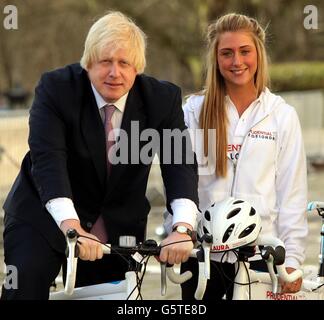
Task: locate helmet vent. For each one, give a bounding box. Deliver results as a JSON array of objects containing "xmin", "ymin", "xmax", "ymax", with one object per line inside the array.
[
  {"xmin": 238, "ymin": 224, "xmax": 256, "ymax": 239},
  {"xmin": 249, "ymin": 207, "xmax": 256, "ymax": 216},
  {"xmin": 203, "ymin": 226, "xmax": 209, "ymax": 234},
  {"xmin": 233, "ymin": 200, "xmax": 244, "ymax": 204},
  {"xmin": 222, "ymin": 224, "xmax": 235, "ymax": 243},
  {"xmin": 204, "ymin": 210, "xmax": 211, "ymax": 221},
  {"xmin": 227, "ymin": 208, "xmax": 241, "ymax": 219}
]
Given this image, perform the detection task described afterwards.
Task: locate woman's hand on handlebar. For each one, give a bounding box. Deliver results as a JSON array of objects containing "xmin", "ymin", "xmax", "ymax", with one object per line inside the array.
[
  {"xmin": 279, "ymin": 267, "xmax": 303, "ymax": 293},
  {"xmin": 159, "ymin": 230, "xmax": 194, "ymax": 265},
  {"xmin": 60, "ymin": 219, "xmax": 104, "ymax": 261}
]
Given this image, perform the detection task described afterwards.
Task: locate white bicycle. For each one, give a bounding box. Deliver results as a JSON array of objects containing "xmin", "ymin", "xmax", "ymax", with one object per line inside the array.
[
  {"xmin": 50, "ymin": 198, "xmax": 323, "ymax": 300},
  {"xmin": 239, "ymin": 200, "xmax": 324, "ymax": 300},
  {"xmin": 50, "ymin": 229, "xmax": 209, "ymax": 300},
  {"xmin": 191, "ymin": 198, "xmax": 324, "ymax": 300}
]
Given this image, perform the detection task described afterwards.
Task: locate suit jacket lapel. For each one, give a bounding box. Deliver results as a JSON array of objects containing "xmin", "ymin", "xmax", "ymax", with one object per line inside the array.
[{"xmin": 80, "ymin": 76, "xmax": 107, "ymax": 189}]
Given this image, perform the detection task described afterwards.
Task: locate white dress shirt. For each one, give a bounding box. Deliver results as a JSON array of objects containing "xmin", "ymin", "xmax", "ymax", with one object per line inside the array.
[{"xmin": 46, "ymin": 84, "xmax": 198, "ymax": 230}]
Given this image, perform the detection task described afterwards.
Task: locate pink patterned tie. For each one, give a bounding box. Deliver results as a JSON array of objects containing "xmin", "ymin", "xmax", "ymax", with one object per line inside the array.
[
  {"xmin": 90, "ymin": 104, "xmax": 116, "ymax": 243},
  {"xmin": 104, "ymin": 104, "xmax": 116, "ymax": 172}
]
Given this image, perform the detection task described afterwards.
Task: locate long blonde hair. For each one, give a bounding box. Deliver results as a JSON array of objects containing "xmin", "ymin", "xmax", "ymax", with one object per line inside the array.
[{"xmin": 200, "ymin": 13, "xmax": 269, "ymax": 177}]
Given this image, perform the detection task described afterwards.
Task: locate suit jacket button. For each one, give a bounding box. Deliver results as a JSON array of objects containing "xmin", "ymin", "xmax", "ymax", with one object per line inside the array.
[{"xmin": 86, "ymin": 222, "xmax": 93, "ymax": 228}]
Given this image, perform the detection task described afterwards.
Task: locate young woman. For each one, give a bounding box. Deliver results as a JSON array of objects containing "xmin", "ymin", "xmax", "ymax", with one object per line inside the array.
[{"xmin": 180, "ymin": 13, "xmax": 308, "ymax": 300}]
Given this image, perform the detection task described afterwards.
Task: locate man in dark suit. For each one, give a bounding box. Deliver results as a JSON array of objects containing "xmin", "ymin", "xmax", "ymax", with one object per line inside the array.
[{"xmin": 1, "ymin": 11, "xmax": 199, "ymax": 299}]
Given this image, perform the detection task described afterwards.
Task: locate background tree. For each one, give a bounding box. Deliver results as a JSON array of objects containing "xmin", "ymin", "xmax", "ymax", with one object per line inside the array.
[{"xmin": 0, "ymin": 0, "xmax": 323, "ymax": 101}]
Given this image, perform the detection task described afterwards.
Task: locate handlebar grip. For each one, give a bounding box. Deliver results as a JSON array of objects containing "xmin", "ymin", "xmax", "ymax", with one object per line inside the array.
[
  {"xmin": 163, "ymin": 249, "xmax": 200, "ymax": 285},
  {"xmin": 276, "ymin": 265, "xmax": 303, "ymax": 282},
  {"xmin": 273, "ymin": 246, "xmax": 285, "ymax": 265},
  {"xmin": 166, "ymin": 267, "xmax": 193, "ymax": 284},
  {"xmin": 102, "ymin": 244, "xmax": 111, "ymax": 254},
  {"xmin": 261, "ymin": 246, "xmax": 285, "ymax": 265},
  {"xmin": 194, "ymin": 261, "xmax": 208, "ymax": 300},
  {"xmin": 307, "ymin": 201, "xmax": 324, "ymax": 211}
]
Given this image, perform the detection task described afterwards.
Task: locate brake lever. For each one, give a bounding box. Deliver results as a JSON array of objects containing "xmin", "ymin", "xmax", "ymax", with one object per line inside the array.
[
  {"xmin": 160, "ymin": 263, "xmax": 167, "ymax": 296},
  {"xmin": 265, "ymin": 254, "xmax": 278, "ymax": 293},
  {"xmin": 202, "ymin": 239, "xmax": 211, "ymax": 279},
  {"xmin": 65, "ymin": 229, "xmax": 79, "ymax": 295}
]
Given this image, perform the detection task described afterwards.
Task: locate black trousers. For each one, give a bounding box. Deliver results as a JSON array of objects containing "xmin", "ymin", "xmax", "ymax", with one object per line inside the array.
[
  {"xmin": 1, "ymin": 217, "xmax": 130, "ymax": 300},
  {"xmin": 181, "ymin": 257, "xmax": 268, "ymax": 300}
]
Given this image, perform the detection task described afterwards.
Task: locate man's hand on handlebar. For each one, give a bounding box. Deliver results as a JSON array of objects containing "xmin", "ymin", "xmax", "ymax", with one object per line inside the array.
[
  {"xmin": 159, "ymin": 224, "xmax": 194, "ymax": 265},
  {"xmin": 60, "ymin": 219, "xmax": 104, "ymax": 261},
  {"xmin": 279, "ymin": 267, "xmax": 303, "ymax": 293}
]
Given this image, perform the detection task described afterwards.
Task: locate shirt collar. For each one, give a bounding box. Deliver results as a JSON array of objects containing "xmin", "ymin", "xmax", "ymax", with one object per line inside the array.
[
  {"xmin": 225, "ymin": 93, "xmax": 262, "ymax": 113},
  {"xmin": 91, "ymin": 83, "xmax": 128, "ymax": 113}
]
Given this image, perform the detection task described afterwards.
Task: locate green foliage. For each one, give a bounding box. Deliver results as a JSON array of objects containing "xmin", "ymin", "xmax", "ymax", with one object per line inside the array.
[{"xmin": 270, "ymin": 62, "xmax": 324, "ymax": 92}]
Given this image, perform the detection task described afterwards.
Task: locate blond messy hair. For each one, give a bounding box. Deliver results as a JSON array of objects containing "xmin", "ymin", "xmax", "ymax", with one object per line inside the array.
[{"xmin": 80, "ymin": 11, "xmax": 147, "ymax": 73}]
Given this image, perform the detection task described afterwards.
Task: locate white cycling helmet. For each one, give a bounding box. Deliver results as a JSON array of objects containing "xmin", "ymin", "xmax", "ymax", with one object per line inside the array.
[{"xmin": 198, "ymin": 197, "xmax": 262, "ymax": 252}]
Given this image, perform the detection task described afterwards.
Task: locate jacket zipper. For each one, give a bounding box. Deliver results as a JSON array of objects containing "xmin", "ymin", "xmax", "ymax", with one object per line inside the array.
[{"xmin": 229, "ymin": 114, "xmax": 270, "ymax": 196}]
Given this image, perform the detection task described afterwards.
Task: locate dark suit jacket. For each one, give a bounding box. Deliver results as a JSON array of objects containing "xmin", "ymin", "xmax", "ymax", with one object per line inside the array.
[{"xmin": 3, "ymin": 63, "xmax": 198, "ymax": 253}]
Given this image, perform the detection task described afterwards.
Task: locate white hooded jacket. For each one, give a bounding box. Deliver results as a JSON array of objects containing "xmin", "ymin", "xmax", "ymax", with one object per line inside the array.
[{"xmin": 182, "ymin": 88, "xmax": 308, "ymax": 269}]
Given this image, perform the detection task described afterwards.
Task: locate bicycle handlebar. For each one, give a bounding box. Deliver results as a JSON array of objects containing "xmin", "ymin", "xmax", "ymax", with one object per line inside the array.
[
  {"xmin": 64, "ymin": 229, "xmax": 303, "ymax": 299},
  {"xmin": 254, "ymin": 234, "xmax": 303, "ymax": 292},
  {"xmin": 161, "ymin": 238, "xmax": 212, "ymax": 300},
  {"xmin": 276, "ymin": 265, "xmax": 303, "ymax": 282},
  {"xmin": 64, "ymin": 229, "xmax": 207, "ymax": 299}
]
